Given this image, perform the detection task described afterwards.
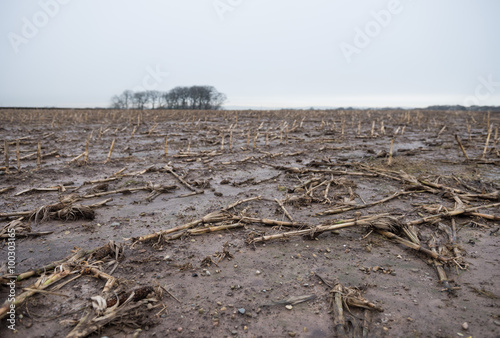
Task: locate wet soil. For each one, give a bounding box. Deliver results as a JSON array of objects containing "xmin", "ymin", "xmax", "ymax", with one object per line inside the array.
[{"xmin": 0, "ymin": 109, "xmax": 499, "ymax": 338}]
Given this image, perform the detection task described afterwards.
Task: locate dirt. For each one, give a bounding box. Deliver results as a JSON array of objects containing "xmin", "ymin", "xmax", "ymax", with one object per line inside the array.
[{"xmin": 0, "ymin": 108, "xmax": 499, "ymax": 338}]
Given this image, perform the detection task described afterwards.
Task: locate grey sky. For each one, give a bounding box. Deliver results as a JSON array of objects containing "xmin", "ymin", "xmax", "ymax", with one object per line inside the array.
[{"xmin": 1, "ymin": 0, "xmax": 499, "ymax": 108}]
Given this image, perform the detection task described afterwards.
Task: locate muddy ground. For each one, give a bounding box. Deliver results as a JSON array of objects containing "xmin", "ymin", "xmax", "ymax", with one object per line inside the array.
[{"xmin": 0, "ymin": 108, "xmax": 499, "ymax": 338}]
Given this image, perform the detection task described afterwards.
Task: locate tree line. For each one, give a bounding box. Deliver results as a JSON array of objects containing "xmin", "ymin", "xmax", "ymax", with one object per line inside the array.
[{"xmin": 111, "ymin": 86, "xmax": 226, "ymax": 110}]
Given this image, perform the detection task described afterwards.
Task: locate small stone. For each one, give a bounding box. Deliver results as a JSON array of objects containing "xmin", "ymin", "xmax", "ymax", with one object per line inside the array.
[
  {"xmin": 238, "ymin": 308, "xmax": 246, "ymax": 314},
  {"xmin": 494, "ymin": 320, "xmax": 500, "ymax": 326},
  {"xmin": 256, "ymin": 270, "xmax": 261, "ymax": 275},
  {"xmin": 192, "ymin": 273, "xmax": 198, "ymax": 277},
  {"xmin": 383, "ymin": 327, "xmax": 389, "ymax": 332},
  {"xmin": 177, "ymin": 327, "xmax": 183, "ymax": 333},
  {"xmin": 205, "ymin": 270, "xmax": 211, "ymax": 276},
  {"xmin": 232, "ymin": 330, "xmax": 238, "ymax": 335},
  {"xmin": 285, "ymin": 305, "xmax": 293, "ymax": 310},
  {"xmin": 462, "ymin": 322, "xmax": 468, "ymax": 330},
  {"xmin": 288, "ymin": 332, "xmax": 296, "ymax": 337},
  {"xmin": 372, "ymin": 266, "xmax": 379, "ymax": 272},
  {"xmin": 199, "ymin": 308, "xmax": 205, "ymax": 314},
  {"xmin": 407, "ymin": 317, "xmax": 414, "ymax": 322},
  {"xmin": 220, "ymin": 307, "xmax": 227, "ymax": 312}
]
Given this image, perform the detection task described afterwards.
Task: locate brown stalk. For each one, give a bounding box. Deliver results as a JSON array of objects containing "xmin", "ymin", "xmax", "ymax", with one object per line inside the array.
[
  {"xmin": 4, "ymin": 140, "xmax": 9, "ymax": 173},
  {"xmin": 375, "ymin": 229, "xmax": 448, "ymax": 262},
  {"xmin": 317, "ymin": 191, "xmax": 413, "ymax": 216},
  {"xmin": 164, "ymin": 165, "xmax": 197, "ymax": 192},
  {"xmin": 0, "ymin": 186, "xmax": 15, "ymax": 194},
  {"xmin": 408, "ymin": 202, "xmax": 500, "ymax": 226},
  {"xmin": 104, "ymin": 138, "xmax": 116, "ymax": 163},
  {"xmin": 136, "ymin": 196, "xmax": 261, "ymax": 242},
  {"xmin": 250, "ymin": 214, "xmax": 385, "ymax": 243},
  {"xmin": 481, "ymin": 124, "xmax": 492, "ymax": 158},
  {"xmin": 36, "ymin": 141, "xmax": 41, "ymax": 169},
  {"xmin": 82, "ymin": 267, "xmax": 116, "ymax": 294},
  {"xmin": 69, "ymin": 152, "xmax": 86, "ymax": 164},
  {"xmin": 387, "ymin": 138, "xmax": 394, "ymax": 166},
  {"xmin": 84, "ymin": 137, "xmax": 90, "ymax": 163},
  {"xmin": 454, "ymin": 134, "xmax": 469, "ymax": 161},
  {"xmin": 428, "ymin": 238, "xmax": 453, "ymax": 292},
  {"xmin": 275, "ymin": 198, "xmax": 294, "ymax": 221},
  {"xmin": 0, "ymin": 265, "xmax": 72, "ymax": 319},
  {"xmin": 16, "ymin": 139, "xmax": 20, "ymax": 171},
  {"xmin": 189, "ymin": 223, "xmax": 243, "ymax": 235}
]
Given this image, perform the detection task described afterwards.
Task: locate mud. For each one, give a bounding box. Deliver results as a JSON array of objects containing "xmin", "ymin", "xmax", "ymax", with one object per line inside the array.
[{"xmin": 0, "ymin": 109, "xmax": 499, "ymax": 337}]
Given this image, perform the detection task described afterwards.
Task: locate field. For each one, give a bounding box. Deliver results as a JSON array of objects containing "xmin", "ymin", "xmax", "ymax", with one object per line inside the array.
[{"xmin": 0, "ymin": 108, "xmax": 499, "ymax": 338}]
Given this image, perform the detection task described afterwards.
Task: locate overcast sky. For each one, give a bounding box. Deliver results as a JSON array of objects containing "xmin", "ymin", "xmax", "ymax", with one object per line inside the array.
[{"xmin": 1, "ymin": 0, "xmax": 499, "ymax": 108}]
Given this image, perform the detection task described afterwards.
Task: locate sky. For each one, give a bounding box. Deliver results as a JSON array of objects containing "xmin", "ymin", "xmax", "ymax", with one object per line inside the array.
[{"xmin": 1, "ymin": 0, "xmax": 499, "ymax": 109}]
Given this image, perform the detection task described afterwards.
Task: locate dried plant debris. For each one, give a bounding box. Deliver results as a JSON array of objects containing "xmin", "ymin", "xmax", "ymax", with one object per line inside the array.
[
  {"xmin": 1, "ymin": 109, "xmax": 499, "ymax": 337},
  {"xmin": 67, "ymin": 287, "xmax": 158, "ymax": 338}
]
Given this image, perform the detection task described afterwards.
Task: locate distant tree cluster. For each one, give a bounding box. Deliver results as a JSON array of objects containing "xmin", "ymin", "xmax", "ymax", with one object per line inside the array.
[{"xmin": 111, "ymin": 86, "xmax": 226, "ymax": 110}]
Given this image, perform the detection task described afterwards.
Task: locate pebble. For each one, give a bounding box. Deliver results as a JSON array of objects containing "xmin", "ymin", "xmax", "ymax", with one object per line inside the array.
[
  {"xmin": 232, "ymin": 330, "xmax": 238, "ymax": 335},
  {"xmin": 177, "ymin": 327, "xmax": 183, "ymax": 333},
  {"xmin": 285, "ymin": 305, "xmax": 293, "ymax": 310},
  {"xmin": 288, "ymin": 332, "xmax": 296, "ymax": 337},
  {"xmin": 256, "ymin": 270, "xmax": 261, "ymax": 275},
  {"xmin": 462, "ymin": 322, "xmax": 468, "ymax": 330},
  {"xmin": 238, "ymin": 308, "xmax": 246, "ymax": 314}
]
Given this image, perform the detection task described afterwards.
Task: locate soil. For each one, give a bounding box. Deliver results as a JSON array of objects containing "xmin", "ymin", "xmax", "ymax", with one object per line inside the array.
[{"xmin": 0, "ymin": 108, "xmax": 499, "ymax": 338}]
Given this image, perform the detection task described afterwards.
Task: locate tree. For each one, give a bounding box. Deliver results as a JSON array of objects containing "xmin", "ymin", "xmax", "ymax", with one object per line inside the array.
[
  {"xmin": 110, "ymin": 86, "xmax": 226, "ymax": 110},
  {"xmin": 132, "ymin": 91, "xmax": 148, "ymax": 109},
  {"xmin": 146, "ymin": 90, "xmax": 162, "ymax": 109},
  {"xmin": 111, "ymin": 90, "xmax": 134, "ymax": 109}
]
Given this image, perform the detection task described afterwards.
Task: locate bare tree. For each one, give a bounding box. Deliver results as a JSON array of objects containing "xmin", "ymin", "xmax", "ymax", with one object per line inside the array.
[
  {"xmin": 110, "ymin": 86, "xmax": 226, "ymax": 110},
  {"xmin": 146, "ymin": 90, "xmax": 162, "ymax": 109},
  {"xmin": 132, "ymin": 91, "xmax": 148, "ymax": 110}
]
